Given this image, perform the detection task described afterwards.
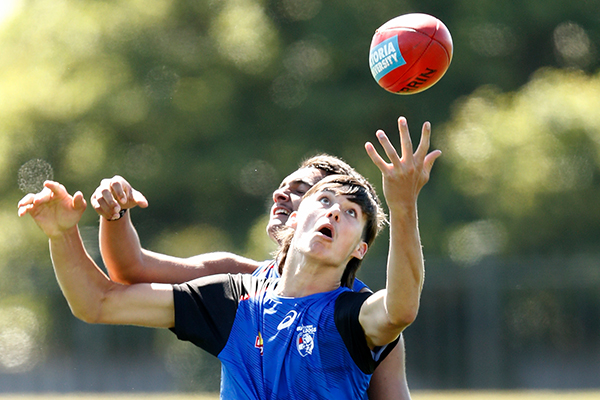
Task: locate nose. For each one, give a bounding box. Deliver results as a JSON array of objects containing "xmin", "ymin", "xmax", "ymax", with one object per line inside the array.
[
  {"xmin": 272, "ymin": 187, "xmax": 290, "ymax": 203},
  {"xmin": 326, "ymin": 205, "xmax": 341, "ymax": 222}
]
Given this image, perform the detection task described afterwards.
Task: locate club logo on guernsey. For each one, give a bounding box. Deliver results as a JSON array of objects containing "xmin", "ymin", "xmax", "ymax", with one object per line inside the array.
[{"xmin": 296, "ymin": 325, "xmax": 316, "ymax": 357}]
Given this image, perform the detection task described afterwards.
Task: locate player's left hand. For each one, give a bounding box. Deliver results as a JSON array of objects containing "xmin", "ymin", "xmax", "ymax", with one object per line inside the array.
[
  {"xmin": 91, "ymin": 175, "xmax": 148, "ymax": 221},
  {"xmin": 365, "ymin": 116, "xmax": 441, "ymax": 213},
  {"xmin": 17, "ymin": 181, "xmax": 87, "ymax": 239}
]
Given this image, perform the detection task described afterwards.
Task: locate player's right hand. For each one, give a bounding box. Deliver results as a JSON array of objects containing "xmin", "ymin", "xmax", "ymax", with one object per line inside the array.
[
  {"xmin": 365, "ymin": 116, "xmax": 441, "ymax": 214},
  {"xmin": 18, "ymin": 181, "xmax": 86, "ymax": 239},
  {"xmin": 91, "ymin": 175, "xmax": 148, "ymax": 221}
]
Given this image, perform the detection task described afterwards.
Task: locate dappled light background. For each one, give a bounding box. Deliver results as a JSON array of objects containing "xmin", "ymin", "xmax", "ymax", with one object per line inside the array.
[{"xmin": 3, "ymin": 0, "xmax": 600, "ymax": 393}]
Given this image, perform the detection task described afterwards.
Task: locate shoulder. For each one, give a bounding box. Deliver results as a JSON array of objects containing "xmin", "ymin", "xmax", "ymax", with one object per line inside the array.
[
  {"xmin": 332, "ymin": 290, "xmax": 372, "ymax": 337},
  {"xmin": 174, "ymin": 273, "xmax": 268, "ymax": 301},
  {"xmin": 352, "ymin": 277, "xmax": 371, "ymax": 293},
  {"xmin": 170, "ymin": 274, "xmax": 271, "ymax": 355},
  {"xmin": 333, "ymin": 291, "xmax": 387, "ymax": 374},
  {"xmin": 334, "ymin": 291, "xmax": 372, "ymax": 318}
]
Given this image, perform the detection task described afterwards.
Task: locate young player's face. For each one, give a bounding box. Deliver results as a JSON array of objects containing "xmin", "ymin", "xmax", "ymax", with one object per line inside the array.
[
  {"xmin": 267, "ymin": 167, "xmax": 327, "ymax": 242},
  {"xmin": 289, "ymin": 189, "xmax": 368, "ymax": 266}
]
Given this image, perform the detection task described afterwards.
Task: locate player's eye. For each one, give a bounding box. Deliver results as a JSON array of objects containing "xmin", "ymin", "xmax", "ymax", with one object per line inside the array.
[
  {"xmin": 291, "ymin": 183, "xmax": 311, "ymax": 197},
  {"xmin": 346, "ymin": 209, "xmax": 357, "ymax": 218},
  {"xmin": 319, "ymin": 196, "xmax": 331, "ymax": 205},
  {"xmin": 293, "ymin": 189, "xmax": 307, "ymax": 196}
]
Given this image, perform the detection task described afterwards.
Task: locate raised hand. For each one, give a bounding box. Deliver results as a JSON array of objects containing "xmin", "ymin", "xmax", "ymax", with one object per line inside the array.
[
  {"xmin": 17, "ymin": 181, "xmax": 87, "ymax": 239},
  {"xmin": 90, "ymin": 175, "xmax": 148, "ymax": 221},
  {"xmin": 365, "ymin": 116, "xmax": 441, "ymax": 213}
]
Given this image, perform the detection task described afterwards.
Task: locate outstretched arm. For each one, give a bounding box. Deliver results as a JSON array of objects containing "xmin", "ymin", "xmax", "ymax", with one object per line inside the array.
[
  {"xmin": 18, "ymin": 181, "xmax": 174, "ymax": 328},
  {"xmin": 360, "ymin": 117, "xmax": 440, "ymax": 348},
  {"xmin": 92, "ymin": 176, "xmax": 259, "ymax": 284}
]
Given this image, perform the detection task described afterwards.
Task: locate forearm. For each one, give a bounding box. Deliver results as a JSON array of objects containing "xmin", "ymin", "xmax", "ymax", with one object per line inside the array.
[
  {"xmin": 99, "ymin": 211, "xmax": 150, "ymax": 284},
  {"xmin": 384, "ymin": 204, "xmax": 424, "ymax": 327},
  {"xmin": 51, "ymin": 226, "xmax": 175, "ymax": 328},
  {"xmin": 100, "ymin": 213, "xmax": 260, "ymax": 284},
  {"xmin": 50, "ymin": 226, "xmax": 115, "ymax": 323}
]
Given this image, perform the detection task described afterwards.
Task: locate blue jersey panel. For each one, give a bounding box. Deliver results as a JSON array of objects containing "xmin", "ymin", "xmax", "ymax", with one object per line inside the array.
[{"xmin": 218, "ymin": 287, "xmax": 370, "ymax": 400}]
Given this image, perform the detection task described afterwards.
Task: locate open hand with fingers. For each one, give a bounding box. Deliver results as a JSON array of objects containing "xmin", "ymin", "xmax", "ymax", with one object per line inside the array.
[
  {"xmin": 91, "ymin": 175, "xmax": 148, "ymax": 221},
  {"xmin": 365, "ymin": 116, "xmax": 441, "ymax": 213},
  {"xmin": 17, "ymin": 181, "xmax": 87, "ymax": 239}
]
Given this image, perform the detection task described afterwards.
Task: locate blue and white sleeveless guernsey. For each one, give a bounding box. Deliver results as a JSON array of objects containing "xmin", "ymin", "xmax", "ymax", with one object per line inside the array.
[
  {"xmin": 253, "ymin": 259, "xmax": 369, "ymax": 293},
  {"xmin": 170, "ymin": 273, "xmax": 398, "ymax": 400}
]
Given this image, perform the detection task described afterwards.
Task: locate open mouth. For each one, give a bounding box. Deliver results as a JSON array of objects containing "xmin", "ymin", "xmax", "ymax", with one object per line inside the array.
[
  {"xmin": 318, "ymin": 226, "xmax": 333, "ymax": 238},
  {"xmin": 273, "ymin": 207, "xmax": 290, "ymax": 216}
]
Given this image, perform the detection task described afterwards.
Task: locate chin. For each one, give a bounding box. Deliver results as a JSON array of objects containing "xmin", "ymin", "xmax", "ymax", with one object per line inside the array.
[{"xmin": 266, "ymin": 222, "xmax": 283, "ymax": 241}]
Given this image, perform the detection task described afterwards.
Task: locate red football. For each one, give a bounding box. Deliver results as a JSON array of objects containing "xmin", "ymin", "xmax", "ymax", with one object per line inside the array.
[{"xmin": 369, "ymin": 13, "xmax": 453, "ymax": 95}]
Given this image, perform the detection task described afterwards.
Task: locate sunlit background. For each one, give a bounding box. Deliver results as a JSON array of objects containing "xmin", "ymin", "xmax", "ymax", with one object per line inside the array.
[{"xmin": 3, "ymin": 0, "xmax": 600, "ymax": 393}]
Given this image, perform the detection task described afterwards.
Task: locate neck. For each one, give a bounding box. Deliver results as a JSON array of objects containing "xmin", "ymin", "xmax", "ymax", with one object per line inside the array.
[{"xmin": 276, "ymin": 252, "xmax": 344, "ymax": 297}]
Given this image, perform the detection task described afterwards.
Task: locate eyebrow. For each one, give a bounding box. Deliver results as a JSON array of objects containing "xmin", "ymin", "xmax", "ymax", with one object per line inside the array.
[
  {"xmin": 279, "ymin": 179, "xmax": 313, "ymax": 189},
  {"xmin": 319, "ymin": 189, "xmax": 364, "ymax": 210}
]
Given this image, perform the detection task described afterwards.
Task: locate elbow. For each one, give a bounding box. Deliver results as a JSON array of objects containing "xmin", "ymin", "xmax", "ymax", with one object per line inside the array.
[
  {"xmin": 67, "ymin": 290, "xmax": 112, "ymax": 325},
  {"xmin": 388, "ymin": 304, "xmax": 419, "ymax": 331},
  {"xmin": 399, "ymin": 309, "xmax": 419, "ymax": 327},
  {"xmin": 104, "ymin": 251, "xmax": 149, "ymax": 284},
  {"xmin": 70, "ymin": 304, "xmax": 101, "ymax": 324},
  {"xmin": 104, "ymin": 258, "xmax": 141, "ymax": 284},
  {"xmin": 106, "ymin": 258, "xmax": 147, "ymax": 284},
  {"xmin": 369, "ymin": 310, "xmax": 418, "ymax": 348},
  {"xmin": 388, "ymin": 314, "xmax": 416, "ymax": 332},
  {"xmin": 107, "ymin": 270, "xmax": 136, "ymax": 285}
]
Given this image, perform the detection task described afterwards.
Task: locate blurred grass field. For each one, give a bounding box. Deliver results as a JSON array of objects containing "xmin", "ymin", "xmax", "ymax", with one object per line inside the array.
[{"xmin": 2, "ymin": 392, "xmax": 600, "ymax": 399}]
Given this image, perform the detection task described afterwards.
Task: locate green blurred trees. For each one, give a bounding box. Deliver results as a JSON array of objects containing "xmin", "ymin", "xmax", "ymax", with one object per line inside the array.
[
  {"xmin": 1, "ymin": 0, "xmax": 600, "ymax": 381},
  {"xmin": 437, "ymin": 69, "xmax": 600, "ymax": 262}
]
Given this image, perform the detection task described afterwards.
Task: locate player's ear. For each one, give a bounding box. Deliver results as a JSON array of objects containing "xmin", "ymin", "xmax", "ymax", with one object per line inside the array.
[{"xmin": 351, "ymin": 241, "xmax": 368, "ymax": 260}]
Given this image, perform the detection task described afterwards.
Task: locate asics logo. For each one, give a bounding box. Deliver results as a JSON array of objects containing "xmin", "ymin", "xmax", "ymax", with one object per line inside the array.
[{"xmin": 277, "ymin": 310, "xmax": 298, "ymax": 330}]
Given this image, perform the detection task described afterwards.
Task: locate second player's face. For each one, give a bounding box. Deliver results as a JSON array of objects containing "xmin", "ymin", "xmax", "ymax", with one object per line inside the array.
[{"xmin": 266, "ymin": 167, "xmax": 327, "ymax": 243}]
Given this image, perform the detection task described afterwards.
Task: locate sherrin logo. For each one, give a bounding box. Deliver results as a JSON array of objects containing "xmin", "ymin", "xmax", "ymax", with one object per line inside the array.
[{"xmin": 296, "ymin": 325, "xmax": 316, "ymax": 357}]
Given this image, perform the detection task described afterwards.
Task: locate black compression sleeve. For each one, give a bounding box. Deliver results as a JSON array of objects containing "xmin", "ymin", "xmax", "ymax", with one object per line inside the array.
[
  {"xmin": 334, "ymin": 291, "xmax": 400, "ymax": 374},
  {"xmin": 170, "ymin": 274, "xmax": 241, "ymax": 356}
]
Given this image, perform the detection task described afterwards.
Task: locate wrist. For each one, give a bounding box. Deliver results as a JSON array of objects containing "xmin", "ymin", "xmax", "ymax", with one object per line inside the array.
[
  {"xmin": 388, "ymin": 203, "xmax": 417, "ymax": 219},
  {"xmin": 107, "ymin": 208, "xmax": 127, "ymax": 221},
  {"xmin": 48, "ymin": 224, "xmax": 80, "ymax": 242}
]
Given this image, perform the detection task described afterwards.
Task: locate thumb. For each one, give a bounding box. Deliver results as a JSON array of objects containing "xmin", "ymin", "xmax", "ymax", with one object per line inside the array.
[
  {"xmin": 424, "ymin": 150, "xmax": 442, "ymax": 174},
  {"xmin": 132, "ymin": 189, "xmax": 149, "ymax": 208},
  {"xmin": 72, "ymin": 191, "xmax": 87, "ymax": 212}
]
